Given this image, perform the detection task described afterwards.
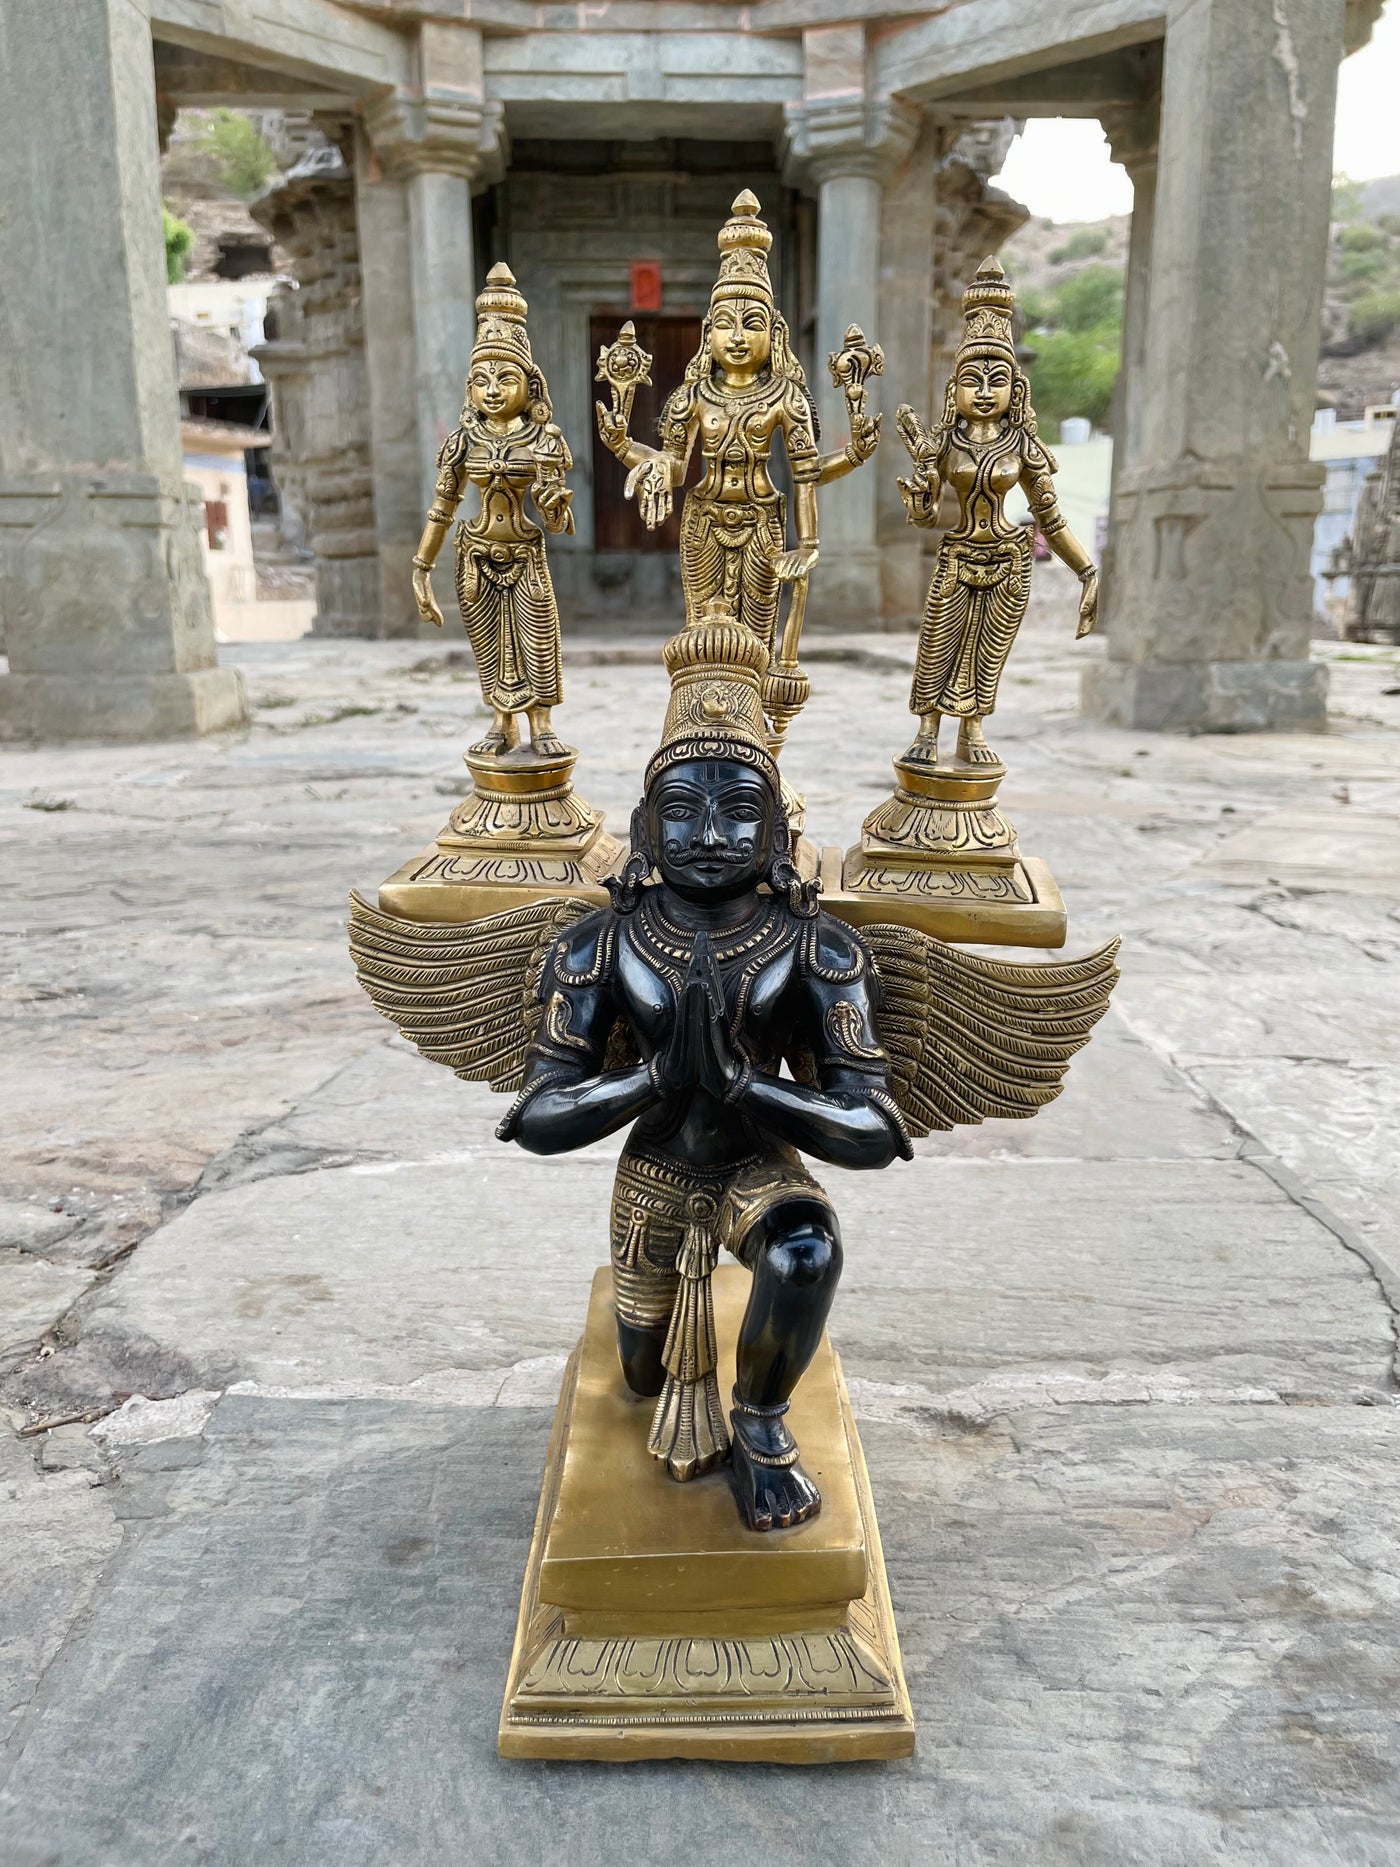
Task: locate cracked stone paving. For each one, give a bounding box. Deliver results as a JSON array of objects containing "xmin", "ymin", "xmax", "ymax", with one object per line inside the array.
[{"xmin": 3, "ymin": 573, "xmax": 1400, "ymax": 1865}]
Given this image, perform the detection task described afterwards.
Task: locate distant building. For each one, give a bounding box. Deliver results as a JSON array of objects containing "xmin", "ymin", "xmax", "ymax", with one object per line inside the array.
[{"xmin": 1311, "ymin": 401, "xmax": 1400, "ymax": 624}]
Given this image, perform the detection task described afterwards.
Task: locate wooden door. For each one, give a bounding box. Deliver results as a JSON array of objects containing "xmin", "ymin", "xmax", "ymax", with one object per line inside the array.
[{"xmin": 590, "ymin": 314, "xmax": 701, "ymax": 553}]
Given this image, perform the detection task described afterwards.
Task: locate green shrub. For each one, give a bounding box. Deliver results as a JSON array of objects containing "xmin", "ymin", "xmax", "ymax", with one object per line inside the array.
[
  {"xmin": 1349, "ymin": 290, "xmax": 1400, "ymax": 346},
  {"xmin": 1028, "ymin": 327, "xmax": 1120, "ymax": 436},
  {"xmin": 1049, "ymin": 226, "xmax": 1108, "ymax": 265},
  {"xmin": 1339, "ymin": 247, "xmax": 1391, "ymax": 287},
  {"xmin": 1332, "ymin": 176, "xmax": 1364, "ymax": 223},
  {"xmin": 163, "ymin": 205, "xmax": 193, "ymax": 283},
  {"xmin": 1019, "ymin": 286, "xmax": 1053, "ymax": 331},
  {"xmin": 1051, "ymin": 264, "xmax": 1124, "ymax": 334},
  {"xmin": 193, "ymin": 109, "xmax": 277, "ymax": 200},
  {"xmin": 1338, "ymin": 221, "xmax": 1387, "ymax": 253}
]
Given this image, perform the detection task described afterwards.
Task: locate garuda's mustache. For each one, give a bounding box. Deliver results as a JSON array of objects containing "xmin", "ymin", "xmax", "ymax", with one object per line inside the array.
[{"xmin": 663, "ymin": 838, "xmax": 754, "ymax": 866}]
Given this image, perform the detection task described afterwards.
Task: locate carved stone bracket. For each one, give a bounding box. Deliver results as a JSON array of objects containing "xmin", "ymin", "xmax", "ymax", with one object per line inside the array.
[
  {"xmin": 363, "ymin": 87, "xmax": 506, "ymax": 188},
  {"xmin": 782, "ymin": 96, "xmax": 921, "ymax": 189},
  {"xmin": 1100, "ymin": 98, "xmax": 1161, "ymax": 184},
  {"xmin": 1345, "ymin": 0, "xmax": 1386, "ymax": 54}
]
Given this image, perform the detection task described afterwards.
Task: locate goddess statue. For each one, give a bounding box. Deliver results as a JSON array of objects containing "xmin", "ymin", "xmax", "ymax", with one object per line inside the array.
[
  {"xmin": 895, "ymin": 256, "xmax": 1098, "ymax": 771},
  {"xmin": 595, "ymin": 192, "xmax": 879, "ymax": 660},
  {"xmin": 413, "ymin": 263, "xmax": 575, "ymax": 758}
]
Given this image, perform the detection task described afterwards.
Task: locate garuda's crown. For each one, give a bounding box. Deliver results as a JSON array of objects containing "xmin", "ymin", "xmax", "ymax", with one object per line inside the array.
[{"xmin": 711, "ymin": 190, "xmax": 774, "ymax": 308}]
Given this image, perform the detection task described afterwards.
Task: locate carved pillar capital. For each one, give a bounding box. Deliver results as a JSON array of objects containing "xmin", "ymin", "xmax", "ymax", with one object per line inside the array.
[
  {"xmin": 363, "ymin": 22, "xmax": 505, "ymax": 189},
  {"xmin": 1101, "ymin": 97, "xmax": 1161, "ymax": 186},
  {"xmin": 782, "ymin": 96, "xmax": 921, "ymax": 190},
  {"xmin": 1345, "ymin": 0, "xmax": 1385, "ymax": 55},
  {"xmin": 363, "ymin": 90, "xmax": 505, "ymax": 188}
]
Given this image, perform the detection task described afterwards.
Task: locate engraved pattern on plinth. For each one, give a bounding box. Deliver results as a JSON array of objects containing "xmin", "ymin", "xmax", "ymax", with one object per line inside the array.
[{"xmin": 498, "ymin": 1271, "xmax": 915, "ymax": 1761}]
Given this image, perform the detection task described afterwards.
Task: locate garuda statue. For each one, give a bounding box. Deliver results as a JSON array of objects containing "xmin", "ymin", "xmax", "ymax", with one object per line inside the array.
[{"xmin": 350, "ymin": 726, "xmax": 1118, "ymax": 1533}]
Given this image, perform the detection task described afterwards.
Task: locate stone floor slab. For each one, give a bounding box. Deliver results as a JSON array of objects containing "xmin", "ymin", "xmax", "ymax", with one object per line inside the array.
[
  {"xmin": 3, "ymin": 1395, "xmax": 1398, "ymax": 1867},
  {"xmin": 0, "ymin": 1252, "xmax": 92, "ymax": 1370},
  {"xmin": 64, "ymin": 1150, "xmax": 1391, "ymax": 1411}
]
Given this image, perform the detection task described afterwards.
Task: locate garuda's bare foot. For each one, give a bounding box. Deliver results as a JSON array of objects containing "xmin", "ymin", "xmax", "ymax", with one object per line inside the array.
[
  {"xmin": 469, "ymin": 729, "xmax": 512, "ymax": 757},
  {"xmin": 728, "ymin": 1402, "xmax": 822, "ymax": 1532},
  {"xmin": 528, "ymin": 731, "xmax": 569, "ymax": 759}
]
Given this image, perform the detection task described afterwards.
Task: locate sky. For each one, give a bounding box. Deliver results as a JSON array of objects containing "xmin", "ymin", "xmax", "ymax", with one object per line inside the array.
[{"xmin": 991, "ymin": 6, "xmax": 1400, "ymax": 224}]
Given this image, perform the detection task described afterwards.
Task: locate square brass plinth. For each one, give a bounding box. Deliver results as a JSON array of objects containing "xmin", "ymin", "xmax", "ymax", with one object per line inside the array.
[
  {"xmin": 375, "ymin": 841, "xmax": 1065, "ymax": 948},
  {"xmin": 376, "ymin": 841, "xmax": 613, "ymax": 923},
  {"xmin": 826, "ymin": 846, "xmax": 1068, "ymax": 948},
  {"xmin": 499, "ymin": 1267, "xmax": 915, "ymax": 1763}
]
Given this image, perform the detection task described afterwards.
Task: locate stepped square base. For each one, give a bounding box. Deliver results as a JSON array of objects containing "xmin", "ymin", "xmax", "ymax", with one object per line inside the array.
[
  {"xmin": 499, "ymin": 1267, "xmax": 914, "ymax": 1763},
  {"xmin": 0, "ymin": 667, "xmax": 248, "ymax": 742},
  {"xmin": 825, "ymin": 847, "xmax": 1067, "ymax": 947},
  {"xmin": 376, "ymin": 843, "xmax": 614, "ymax": 923},
  {"xmin": 379, "ymin": 743, "xmax": 622, "ymax": 922}
]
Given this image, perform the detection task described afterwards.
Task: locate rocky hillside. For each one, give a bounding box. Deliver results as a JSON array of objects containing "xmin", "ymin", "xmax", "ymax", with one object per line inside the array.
[
  {"xmin": 999, "ymin": 213, "xmax": 1130, "ymax": 306},
  {"xmin": 1000, "ymin": 178, "xmax": 1400, "ymax": 423}
]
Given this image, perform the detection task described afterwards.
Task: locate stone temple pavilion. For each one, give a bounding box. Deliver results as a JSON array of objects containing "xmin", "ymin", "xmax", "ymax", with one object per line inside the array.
[{"xmin": 0, "ymin": 0, "xmax": 1385, "ymax": 740}]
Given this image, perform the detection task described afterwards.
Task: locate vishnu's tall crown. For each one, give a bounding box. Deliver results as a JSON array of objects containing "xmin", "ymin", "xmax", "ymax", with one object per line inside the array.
[
  {"xmin": 957, "ymin": 255, "xmax": 1017, "ymax": 364},
  {"xmin": 471, "ymin": 261, "xmax": 534, "ymax": 366},
  {"xmin": 711, "ymin": 190, "xmax": 775, "ymax": 308}
]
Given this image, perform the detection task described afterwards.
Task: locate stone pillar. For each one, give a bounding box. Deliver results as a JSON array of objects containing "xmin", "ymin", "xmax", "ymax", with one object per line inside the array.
[
  {"xmin": 785, "ymin": 31, "xmax": 918, "ymax": 625},
  {"xmin": 875, "ymin": 115, "xmax": 938, "ymax": 625},
  {"xmin": 353, "ymin": 130, "xmax": 421, "ymax": 638},
  {"xmin": 0, "ymin": 0, "xmax": 246, "ymax": 741},
  {"xmin": 362, "ymin": 24, "xmax": 505, "ymax": 632},
  {"xmin": 1082, "ymin": 0, "xmax": 1346, "ymax": 732},
  {"xmin": 1098, "ymin": 100, "xmax": 1160, "ymax": 634},
  {"xmin": 252, "ymin": 147, "xmax": 380, "ymax": 637}
]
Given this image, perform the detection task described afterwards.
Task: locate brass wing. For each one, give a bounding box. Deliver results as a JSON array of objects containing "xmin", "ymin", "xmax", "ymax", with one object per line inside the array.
[
  {"xmin": 348, "ymin": 891, "xmax": 595, "ymax": 1091},
  {"xmin": 864, "ymin": 924, "xmax": 1120, "ymax": 1136}
]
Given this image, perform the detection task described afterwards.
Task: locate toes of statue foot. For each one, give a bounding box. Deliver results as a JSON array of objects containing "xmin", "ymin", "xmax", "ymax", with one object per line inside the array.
[{"xmin": 768, "ymin": 1465, "xmax": 820, "ymax": 1529}]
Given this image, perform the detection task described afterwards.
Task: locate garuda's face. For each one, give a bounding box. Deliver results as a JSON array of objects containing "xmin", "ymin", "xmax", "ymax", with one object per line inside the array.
[{"xmin": 649, "ymin": 758, "xmax": 775, "ymax": 903}]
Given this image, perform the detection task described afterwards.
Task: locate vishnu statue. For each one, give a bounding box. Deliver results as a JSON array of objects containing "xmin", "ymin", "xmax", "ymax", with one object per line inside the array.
[
  {"xmin": 895, "ymin": 256, "xmax": 1098, "ymax": 771},
  {"xmin": 595, "ymin": 191, "xmax": 879, "ymax": 660},
  {"xmin": 413, "ymin": 263, "xmax": 575, "ymax": 758}
]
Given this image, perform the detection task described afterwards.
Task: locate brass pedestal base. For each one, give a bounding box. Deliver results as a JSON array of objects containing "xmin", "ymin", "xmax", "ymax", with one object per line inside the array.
[
  {"xmin": 379, "ymin": 743, "xmax": 623, "ymax": 923},
  {"xmin": 499, "ymin": 1268, "xmax": 914, "ymax": 1763},
  {"xmin": 835, "ymin": 754, "xmax": 1067, "ymax": 948}
]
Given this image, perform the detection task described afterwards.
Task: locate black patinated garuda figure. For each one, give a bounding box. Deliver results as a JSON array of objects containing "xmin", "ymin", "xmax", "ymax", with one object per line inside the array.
[
  {"xmin": 350, "ymin": 735, "xmax": 1118, "ymax": 1533},
  {"xmin": 497, "ymin": 729, "xmax": 910, "ymax": 1529}
]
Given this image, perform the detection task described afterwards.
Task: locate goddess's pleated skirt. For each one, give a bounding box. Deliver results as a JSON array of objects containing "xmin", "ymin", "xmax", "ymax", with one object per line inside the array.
[
  {"xmin": 456, "ymin": 529, "xmax": 562, "ymax": 713},
  {"xmin": 910, "ymin": 529, "xmax": 1032, "ymax": 719}
]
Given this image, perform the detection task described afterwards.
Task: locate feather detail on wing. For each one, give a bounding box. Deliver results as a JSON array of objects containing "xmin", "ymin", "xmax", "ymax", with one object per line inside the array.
[
  {"xmin": 864, "ymin": 925, "xmax": 1120, "ymax": 1136},
  {"xmin": 347, "ymin": 891, "xmax": 595, "ymax": 1091}
]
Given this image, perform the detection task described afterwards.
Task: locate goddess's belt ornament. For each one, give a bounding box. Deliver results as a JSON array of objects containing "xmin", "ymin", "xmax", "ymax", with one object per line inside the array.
[{"xmin": 953, "ymin": 549, "xmax": 1015, "ymax": 590}]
